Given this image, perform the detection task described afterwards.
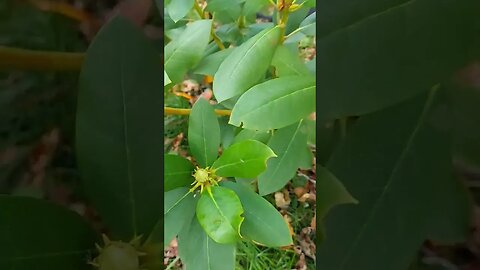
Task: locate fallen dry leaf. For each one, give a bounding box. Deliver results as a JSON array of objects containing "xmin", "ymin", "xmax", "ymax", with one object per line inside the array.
[
  {"xmin": 275, "ymin": 190, "xmax": 291, "ymax": 209},
  {"xmin": 295, "ymin": 253, "xmax": 307, "ymax": 270},
  {"xmin": 298, "ymin": 192, "xmax": 316, "ymax": 203},
  {"xmin": 283, "ymin": 214, "xmax": 294, "ymax": 236},
  {"xmin": 299, "ymin": 227, "xmax": 316, "ymax": 261},
  {"xmin": 311, "ymin": 213, "xmax": 316, "ymax": 230},
  {"xmin": 294, "ymin": 186, "xmax": 307, "ymax": 198}
]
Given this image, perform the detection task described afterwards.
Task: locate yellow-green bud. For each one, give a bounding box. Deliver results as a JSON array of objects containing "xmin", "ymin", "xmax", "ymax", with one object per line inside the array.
[
  {"xmin": 96, "ymin": 241, "xmax": 140, "ymax": 270},
  {"xmin": 194, "ymin": 168, "xmax": 210, "ymax": 183}
]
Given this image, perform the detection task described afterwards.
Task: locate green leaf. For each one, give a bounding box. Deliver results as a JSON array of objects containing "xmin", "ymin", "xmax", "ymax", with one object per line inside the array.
[
  {"xmin": 272, "ymin": 45, "xmax": 310, "ymax": 77},
  {"xmin": 167, "ymin": 0, "xmax": 194, "ymax": 23},
  {"xmin": 317, "ymin": 89, "xmax": 471, "ymax": 270},
  {"xmin": 316, "ymin": 166, "xmax": 357, "ymax": 220},
  {"xmin": 215, "ymin": 23, "xmax": 242, "ymax": 45},
  {"xmin": 213, "ymin": 26, "xmax": 281, "ymax": 103},
  {"xmin": 193, "ymin": 47, "xmax": 235, "ymax": 76},
  {"xmin": 284, "ymin": 5, "xmax": 310, "ymax": 35},
  {"xmin": 300, "ymin": 0, "xmax": 315, "ymax": 7},
  {"xmin": 206, "ymin": 0, "xmax": 242, "ymax": 23},
  {"xmin": 243, "ymin": 22, "xmax": 275, "ymax": 41},
  {"xmin": 451, "ymin": 85, "xmax": 480, "ymax": 170},
  {"xmin": 305, "ymin": 56, "xmax": 315, "ymax": 74},
  {"xmin": 258, "ymin": 121, "xmax": 307, "ymax": 195},
  {"xmin": 165, "ymin": 19, "xmax": 212, "ymax": 83},
  {"xmin": 219, "ymin": 117, "xmax": 237, "ymax": 149},
  {"xmin": 317, "ymin": 0, "xmax": 480, "ymax": 120},
  {"xmin": 298, "ymin": 146, "xmax": 313, "ymax": 169},
  {"xmin": 164, "ymin": 188, "xmax": 196, "ymax": 247},
  {"xmin": 212, "ymin": 140, "xmax": 276, "ymax": 178},
  {"xmin": 298, "ymin": 11, "xmax": 315, "ymax": 36},
  {"xmin": 165, "ymin": 154, "xmax": 194, "ymax": 192},
  {"xmin": 188, "ymin": 97, "xmax": 221, "ymax": 167},
  {"xmin": 76, "ymin": 16, "xmax": 163, "ymax": 239},
  {"xmin": 0, "ymin": 196, "xmax": 98, "ymax": 269},
  {"xmin": 222, "ymin": 181, "xmax": 293, "ymax": 247},
  {"xmin": 178, "ymin": 216, "xmax": 235, "ymax": 270},
  {"xmin": 196, "ymin": 186, "xmax": 244, "ymax": 243},
  {"xmin": 243, "ymin": 0, "xmax": 270, "ymax": 18},
  {"xmin": 164, "ymin": 70, "xmax": 172, "ymax": 86},
  {"xmin": 230, "ymin": 76, "xmax": 315, "ymax": 130},
  {"xmin": 232, "ymin": 129, "xmax": 271, "ymax": 144}
]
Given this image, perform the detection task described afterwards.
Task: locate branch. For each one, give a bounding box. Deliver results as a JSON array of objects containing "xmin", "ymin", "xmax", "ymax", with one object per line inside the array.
[
  {"xmin": 165, "ymin": 107, "xmax": 231, "ymax": 116},
  {"xmin": 0, "ymin": 46, "xmax": 84, "ymax": 71},
  {"xmin": 28, "ymin": 0, "xmax": 98, "ymax": 24},
  {"xmin": 0, "ymin": 48, "xmax": 232, "ymax": 117}
]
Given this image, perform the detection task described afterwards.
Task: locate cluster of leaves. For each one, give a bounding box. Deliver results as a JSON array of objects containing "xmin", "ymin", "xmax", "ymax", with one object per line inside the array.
[{"xmin": 163, "ymin": 0, "xmax": 319, "ymax": 268}]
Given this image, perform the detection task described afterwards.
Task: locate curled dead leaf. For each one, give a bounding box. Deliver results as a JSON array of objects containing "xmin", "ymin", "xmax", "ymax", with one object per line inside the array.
[
  {"xmin": 298, "ymin": 192, "xmax": 316, "ymax": 203},
  {"xmin": 275, "ymin": 190, "xmax": 291, "ymax": 209},
  {"xmin": 294, "ymin": 186, "xmax": 307, "ymax": 198}
]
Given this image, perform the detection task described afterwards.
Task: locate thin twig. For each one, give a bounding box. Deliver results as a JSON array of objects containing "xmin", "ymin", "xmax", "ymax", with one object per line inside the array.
[
  {"xmin": 164, "ymin": 107, "xmax": 231, "ymax": 116},
  {"xmin": 0, "ymin": 46, "xmax": 84, "ymax": 71}
]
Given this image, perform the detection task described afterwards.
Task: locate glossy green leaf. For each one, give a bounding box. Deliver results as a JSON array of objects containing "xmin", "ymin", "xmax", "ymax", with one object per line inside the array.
[
  {"xmin": 163, "ymin": 8, "xmax": 188, "ymax": 31},
  {"xmin": 193, "ymin": 47, "xmax": 234, "ymax": 76},
  {"xmin": 298, "ymin": 146, "xmax": 313, "ymax": 169},
  {"xmin": 206, "ymin": 0, "xmax": 242, "ymax": 23},
  {"xmin": 243, "ymin": 0, "xmax": 270, "ymax": 18},
  {"xmin": 76, "ymin": 16, "xmax": 162, "ymax": 239},
  {"xmin": 272, "ymin": 45, "xmax": 310, "ymax": 77},
  {"xmin": 300, "ymin": 0, "xmax": 316, "ymax": 7},
  {"xmin": 222, "ymin": 181, "xmax": 293, "ymax": 247},
  {"xmin": 165, "ymin": 154, "xmax": 194, "ymax": 191},
  {"xmin": 188, "ymin": 97, "xmax": 221, "ymax": 167},
  {"xmin": 165, "ymin": 19, "xmax": 212, "ymax": 83},
  {"xmin": 258, "ymin": 121, "xmax": 307, "ymax": 195},
  {"xmin": 317, "ymin": 0, "xmax": 480, "ymax": 120},
  {"xmin": 196, "ymin": 186, "xmax": 244, "ymax": 243},
  {"xmin": 232, "ymin": 129, "xmax": 271, "ymax": 144},
  {"xmin": 318, "ymin": 89, "xmax": 471, "ymax": 270},
  {"xmin": 178, "ymin": 216, "xmax": 235, "ymax": 270},
  {"xmin": 167, "ymin": 0, "xmax": 194, "ymax": 23},
  {"xmin": 316, "ymin": 166, "xmax": 357, "ymax": 220},
  {"xmin": 230, "ymin": 76, "xmax": 315, "ymax": 130},
  {"xmin": 215, "ymin": 23, "xmax": 242, "ymax": 45},
  {"xmin": 284, "ymin": 5, "xmax": 310, "ymax": 35},
  {"xmin": 0, "ymin": 196, "xmax": 98, "ymax": 269},
  {"xmin": 243, "ymin": 22, "xmax": 275, "ymax": 41},
  {"xmin": 451, "ymin": 85, "xmax": 480, "ymax": 170},
  {"xmin": 305, "ymin": 56, "xmax": 315, "ymax": 74},
  {"xmin": 212, "ymin": 140, "xmax": 276, "ymax": 178},
  {"xmin": 219, "ymin": 117, "xmax": 237, "ymax": 149},
  {"xmin": 298, "ymin": 11, "xmax": 315, "ymax": 35},
  {"xmin": 164, "ymin": 70, "xmax": 171, "ymax": 86},
  {"xmin": 213, "ymin": 26, "xmax": 281, "ymax": 103},
  {"xmin": 164, "ymin": 188, "xmax": 196, "ymax": 247}
]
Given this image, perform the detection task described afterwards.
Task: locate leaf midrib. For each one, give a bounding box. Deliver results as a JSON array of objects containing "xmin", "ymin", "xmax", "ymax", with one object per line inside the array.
[
  {"xmin": 165, "ymin": 20, "xmax": 210, "ymax": 67},
  {"xmin": 214, "ymin": 158, "xmax": 267, "ymax": 173},
  {"xmin": 223, "ymin": 26, "xmax": 278, "ymax": 81},
  {"xmin": 337, "ymin": 89, "xmax": 437, "ymax": 269},
  {"xmin": 237, "ymin": 84, "xmax": 315, "ymax": 120},
  {"xmin": 209, "ymin": 189, "xmax": 238, "ymax": 238},
  {"xmin": 244, "ymin": 206, "xmax": 290, "ymax": 246},
  {"xmin": 266, "ymin": 120, "xmax": 303, "ymax": 181},
  {"xmin": 275, "ymin": 53, "xmax": 307, "ymax": 76},
  {"xmin": 120, "ymin": 43, "xmax": 137, "ymax": 236}
]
